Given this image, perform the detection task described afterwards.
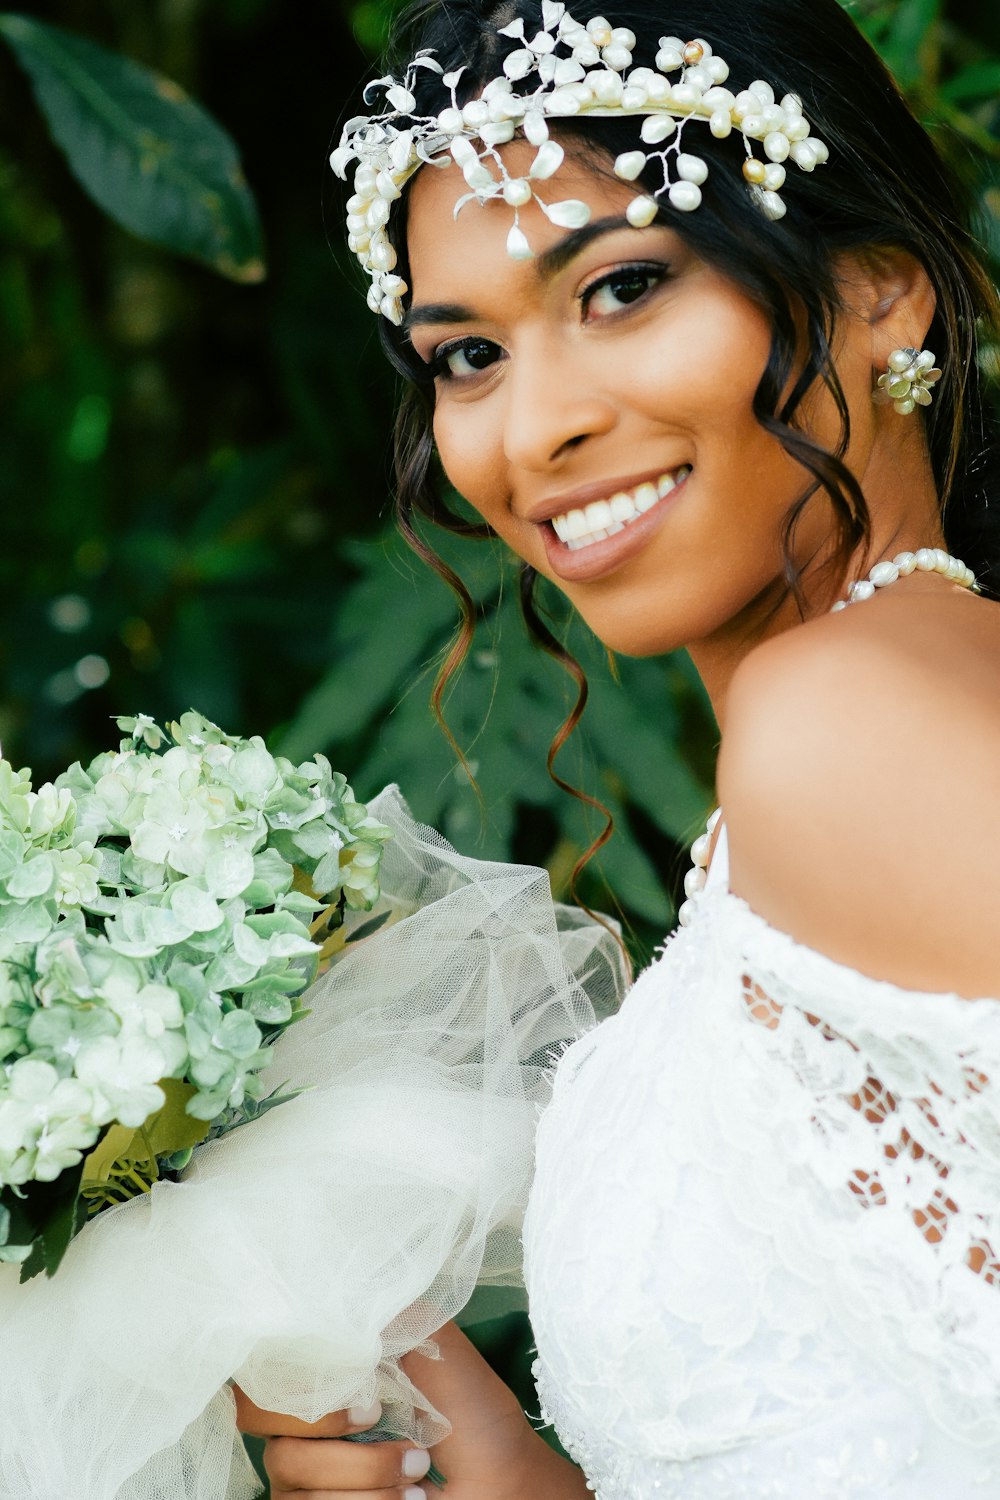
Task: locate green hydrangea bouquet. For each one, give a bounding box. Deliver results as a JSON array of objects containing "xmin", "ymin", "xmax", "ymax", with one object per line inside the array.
[{"xmin": 0, "ymin": 711, "xmax": 390, "ymax": 1279}]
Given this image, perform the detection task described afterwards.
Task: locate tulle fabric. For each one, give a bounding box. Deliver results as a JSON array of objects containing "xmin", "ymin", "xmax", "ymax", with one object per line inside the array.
[{"xmin": 0, "ymin": 787, "xmax": 626, "ymax": 1500}]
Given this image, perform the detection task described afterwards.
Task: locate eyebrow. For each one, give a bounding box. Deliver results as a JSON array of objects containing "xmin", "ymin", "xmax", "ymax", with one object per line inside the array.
[{"xmin": 403, "ymin": 214, "xmax": 636, "ymax": 332}]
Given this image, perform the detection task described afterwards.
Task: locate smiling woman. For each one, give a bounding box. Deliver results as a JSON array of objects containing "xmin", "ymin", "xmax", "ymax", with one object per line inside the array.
[{"xmin": 239, "ymin": 1, "xmax": 1000, "ymax": 1497}]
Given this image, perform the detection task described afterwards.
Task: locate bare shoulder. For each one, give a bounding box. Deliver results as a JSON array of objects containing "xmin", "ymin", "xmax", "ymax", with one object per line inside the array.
[{"xmin": 717, "ymin": 588, "xmax": 1000, "ymax": 998}]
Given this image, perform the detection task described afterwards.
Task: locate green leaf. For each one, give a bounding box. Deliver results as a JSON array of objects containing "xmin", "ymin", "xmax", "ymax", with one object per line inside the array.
[
  {"xmin": 3, "ymin": 1164, "xmax": 86, "ymax": 1281},
  {"xmin": 81, "ymin": 1078, "xmax": 210, "ymax": 1194},
  {"xmin": 940, "ymin": 62, "xmax": 1000, "ymax": 104},
  {"xmin": 19, "ymin": 1180, "xmax": 85, "ymax": 1281},
  {"xmin": 881, "ymin": 0, "xmax": 941, "ymax": 88},
  {"xmin": 0, "ymin": 13, "xmax": 266, "ymax": 282},
  {"xmin": 343, "ymin": 908, "xmax": 392, "ymax": 944}
]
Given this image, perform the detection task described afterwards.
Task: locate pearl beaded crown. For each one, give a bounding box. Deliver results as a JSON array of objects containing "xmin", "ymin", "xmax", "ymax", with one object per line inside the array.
[{"xmin": 331, "ymin": 0, "xmax": 830, "ymax": 324}]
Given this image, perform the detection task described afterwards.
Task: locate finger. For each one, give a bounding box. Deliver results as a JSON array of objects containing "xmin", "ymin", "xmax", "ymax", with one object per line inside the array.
[
  {"xmin": 233, "ymin": 1386, "xmax": 382, "ymax": 1440},
  {"xmin": 265, "ymin": 1436, "xmax": 431, "ymax": 1493}
]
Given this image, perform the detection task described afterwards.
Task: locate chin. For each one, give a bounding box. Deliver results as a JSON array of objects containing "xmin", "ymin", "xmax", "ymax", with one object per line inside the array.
[{"xmin": 577, "ymin": 611, "xmax": 691, "ymax": 659}]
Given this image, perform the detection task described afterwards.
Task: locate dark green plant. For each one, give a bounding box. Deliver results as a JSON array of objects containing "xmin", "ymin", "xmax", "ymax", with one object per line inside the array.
[{"xmin": 0, "ymin": 13, "xmax": 265, "ymax": 280}]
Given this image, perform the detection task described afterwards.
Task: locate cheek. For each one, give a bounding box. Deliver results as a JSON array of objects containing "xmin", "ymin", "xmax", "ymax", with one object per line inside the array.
[{"xmin": 433, "ymin": 405, "xmax": 507, "ymax": 522}]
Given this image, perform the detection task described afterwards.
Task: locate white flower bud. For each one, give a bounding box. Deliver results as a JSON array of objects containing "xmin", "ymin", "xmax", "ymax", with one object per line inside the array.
[
  {"xmin": 506, "ymin": 224, "xmax": 534, "ymax": 259},
  {"xmin": 461, "ymin": 99, "xmax": 490, "ymax": 128},
  {"xmin": 529, "ymin": 140, "xmax": 565, "ymax": 179},
  {"xmin": 614, "ymin": 151, "xmax": 647, "ymax": 181},
  {"xmin": 621, "ymin": 85, "xmax": 648, "ymax": 109},
  {"xmin": 670, "ymin": 82, "xmax": 702, "ymax": 107},
  {"xmin": 591, "ymin": 69, "xmax": 624, "ymax": 103},
  {"xmin": 640, "ymin": 115, "xmax": 676, "ymax": 143},
  {"xmin": 544, "ymin": 198, "xmax": 592, "ymax": 228},
  {"xmin": 676, "ymin": 154, "xmax": 708, "ymax": 184},
  {"xmin": 502, "ymin": 176, "xmax": 533, "ymax": 205},
  {"xmin": 602, "ymin": 43, "xmax": 633, "ymax": 71},
  {"xmin": 502, "ymin": 47, "xmax": 535, "ymax": 80},
  {"xmin": 368, "ymin": 238, "xmax": 397, "ymax": 272},
  {"xmin": 668, "ymin": 180, "xmax": 702, "ymax": 211},
  {"xmin": 626, "ymin": 194, "xmax": 658, "ymax": 227},
  {"xmin": 479, "ymin": 120, "xmax": 516, "ymax": 146},
  {"xmin": 523, "ymin": 109, "xmax": 549, "ymax": 145}
]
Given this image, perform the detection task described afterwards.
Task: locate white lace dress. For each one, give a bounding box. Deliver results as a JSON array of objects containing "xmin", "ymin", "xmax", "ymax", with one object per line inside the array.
[{"xmin": 523, "ymin": 823, "xmax": 1000, "ymax": 1497}]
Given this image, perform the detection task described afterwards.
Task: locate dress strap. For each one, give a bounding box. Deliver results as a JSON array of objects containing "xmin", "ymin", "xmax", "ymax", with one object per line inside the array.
[{"xmin": 703, "ymin": 818, "xmax": 730, "ymax": 896}]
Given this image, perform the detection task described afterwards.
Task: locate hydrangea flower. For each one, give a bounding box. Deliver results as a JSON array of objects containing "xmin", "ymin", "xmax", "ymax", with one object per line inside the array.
[{"xmin": 0, "ymin": 713, "xmax": 391, "ymax": 1273}]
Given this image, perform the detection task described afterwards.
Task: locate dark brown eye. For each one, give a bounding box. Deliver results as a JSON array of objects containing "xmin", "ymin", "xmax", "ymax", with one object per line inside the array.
[
  {"xmin": 434, "ymin": 336, "xmax": 502, "ymax": 379},
  {"xmin": 584, "ymin": 265, "xmax": 666, "ymax": 318}
]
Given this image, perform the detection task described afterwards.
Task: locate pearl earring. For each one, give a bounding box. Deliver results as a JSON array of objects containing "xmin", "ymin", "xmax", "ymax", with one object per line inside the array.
[{"xmin": 875, "ymin": 347, "xmax": 942, "ymax": 415}]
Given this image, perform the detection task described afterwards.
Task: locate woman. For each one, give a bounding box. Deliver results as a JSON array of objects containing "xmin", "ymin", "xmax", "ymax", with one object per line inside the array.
[{"xmin": 238, "ymin": 0, "xmax": 1000, "ymax": 1493}]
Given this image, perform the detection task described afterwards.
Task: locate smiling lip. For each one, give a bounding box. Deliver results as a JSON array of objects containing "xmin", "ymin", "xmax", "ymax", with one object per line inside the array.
[
  {"xmin": 537, "ymin": 467, "xmax": 691, "ymax": 582},
  {"xmin": 524, "ymin": 465, "xmax": 688, "ymax": 525}
]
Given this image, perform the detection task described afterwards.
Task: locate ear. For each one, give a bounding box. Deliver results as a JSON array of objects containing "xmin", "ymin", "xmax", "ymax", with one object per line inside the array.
[{"xmin": 843, "ymin": 248, "xmax": 938, "ymax": 369}]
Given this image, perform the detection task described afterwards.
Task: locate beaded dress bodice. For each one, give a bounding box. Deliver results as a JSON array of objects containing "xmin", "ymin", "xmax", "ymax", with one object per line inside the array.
[{"xmin": 522, "ymin": 823, "xmax": 1000, "ymax": 1498}]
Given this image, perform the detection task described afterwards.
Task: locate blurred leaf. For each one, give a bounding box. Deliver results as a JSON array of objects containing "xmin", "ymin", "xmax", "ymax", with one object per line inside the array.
[
  {"xmin": 882, "ymin": 0, "xmax": 941, "ymax": 87},
  {"xmin": 940, "ymin": 61, "xmax": 1000, "ymax": 103},
  {"xmin": 0, "ymin": 13, "xmax": 266, "ymax": 282},
  {"xmin": 349, "ymin": 0, "xmax": 412, "ymax": 56},
  {"xmin": 278, "ymin": 526, "xmax": 715, "ymax": 933}
]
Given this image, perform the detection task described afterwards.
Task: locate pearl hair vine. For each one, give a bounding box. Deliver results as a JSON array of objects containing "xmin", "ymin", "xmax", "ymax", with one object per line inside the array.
[{"xmin": 331, "ymin": 1, "xmax": 830, "ymax": 324}]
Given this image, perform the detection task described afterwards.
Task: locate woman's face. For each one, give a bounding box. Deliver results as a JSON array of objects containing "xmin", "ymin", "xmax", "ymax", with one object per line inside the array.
[{"xmin": 404, "ymin": 139, "xmax": 875, "ymax": 656}]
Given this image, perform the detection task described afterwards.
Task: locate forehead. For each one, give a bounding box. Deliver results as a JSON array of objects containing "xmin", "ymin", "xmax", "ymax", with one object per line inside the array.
[{"xmin": 405, "ymin": 136, "xmax": 635, "ymax": 303}]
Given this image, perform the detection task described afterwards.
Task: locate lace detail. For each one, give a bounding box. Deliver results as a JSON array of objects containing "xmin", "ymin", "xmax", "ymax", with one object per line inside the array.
[{"xmin": 523, "ymin": 841, "xmax": 1000, "ymax": 1497}]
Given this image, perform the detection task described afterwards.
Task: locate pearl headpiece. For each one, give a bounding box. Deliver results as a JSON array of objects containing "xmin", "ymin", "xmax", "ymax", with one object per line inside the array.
[{"xmin": 331, "ymin": 1, "xmax": 830, "ymax": 324}]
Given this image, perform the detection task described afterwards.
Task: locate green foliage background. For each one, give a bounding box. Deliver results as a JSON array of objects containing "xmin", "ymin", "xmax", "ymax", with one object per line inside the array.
[
  {"xmin": 3, "ymin": 0, "xmax": 1000, "ymax": 954},
  {"xmin": 1, "ymin": 0, "xmax": 999, "ymax": 1485}
]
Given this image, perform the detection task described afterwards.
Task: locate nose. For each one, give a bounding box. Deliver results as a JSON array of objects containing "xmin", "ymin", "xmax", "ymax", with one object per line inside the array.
[{"xmin": 501, "ymin": 332, "xmax": 618, "ymax": 472}]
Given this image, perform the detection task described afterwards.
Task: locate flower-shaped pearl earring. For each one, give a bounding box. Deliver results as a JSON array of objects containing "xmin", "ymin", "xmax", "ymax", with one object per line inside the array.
[{"xmin": 875, "ymin": 347, "xmax": 942, "ymax": 415}]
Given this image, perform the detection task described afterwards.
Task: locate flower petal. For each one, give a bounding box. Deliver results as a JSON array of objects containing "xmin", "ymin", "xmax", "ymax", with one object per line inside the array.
[
  {"xmin": 542, "ymin": 198, "xmax": 592, "ymax": 228},
  {"xmin": 529, "ymin": 140, "xmax": 565, "ymax": 179}
]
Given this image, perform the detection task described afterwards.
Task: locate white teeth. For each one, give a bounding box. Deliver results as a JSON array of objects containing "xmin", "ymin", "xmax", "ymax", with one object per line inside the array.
[
  {"xmin": 584, "ymin": 499, "xmax": 613, "ymax": 530},
  {"xmin": 549, "ymin": 466, "xmax": 690, "ymax": 552}
]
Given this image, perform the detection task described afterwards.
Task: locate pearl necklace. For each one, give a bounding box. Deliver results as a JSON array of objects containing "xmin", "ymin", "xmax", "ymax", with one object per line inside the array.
[
  {"xmin": 830, "ymin": 546, "xmax": 977, "ymax": 609},
  {"xmin": 677, "ymin": 546, "xmax": 978, "ymax": 927}
]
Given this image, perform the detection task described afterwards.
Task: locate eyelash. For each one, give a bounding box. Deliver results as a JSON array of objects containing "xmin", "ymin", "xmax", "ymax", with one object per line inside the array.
[{"xmin": 420, "ymin": 260, "xmax": 670, "ymax": 384}]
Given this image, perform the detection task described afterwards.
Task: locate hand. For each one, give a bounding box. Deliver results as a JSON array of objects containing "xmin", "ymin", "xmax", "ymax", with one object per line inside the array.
[
  {"xmin": 233, "ymin": 1388, "xmax": 433, "ymax": 1499},
  {"xmin": 400, "ymin": 1322, "xmax": 589, "ymax": 1500}
]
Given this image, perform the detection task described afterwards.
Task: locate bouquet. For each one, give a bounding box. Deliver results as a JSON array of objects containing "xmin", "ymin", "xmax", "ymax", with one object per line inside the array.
[
  {"xmin": 0, "ymin": 718, "xmax": 626, "ymax": 1500},
  {"xmin": 0, "ymin": 712, "xmax": 391, "ymax": 1279}
]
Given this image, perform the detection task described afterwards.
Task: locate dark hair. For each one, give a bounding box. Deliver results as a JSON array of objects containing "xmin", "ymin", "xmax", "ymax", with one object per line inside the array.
[{"xmin": 356, "ymin": 0, "xmax": 1000, "ymax": 885}]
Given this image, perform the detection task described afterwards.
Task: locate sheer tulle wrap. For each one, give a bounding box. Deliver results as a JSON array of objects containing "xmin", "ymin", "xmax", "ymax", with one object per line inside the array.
[{"xmin": 0, "ymin": 787, "xmax": 626, "ymax": 1500}]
